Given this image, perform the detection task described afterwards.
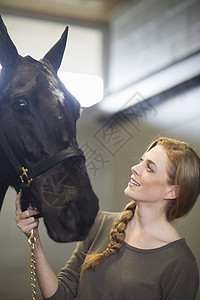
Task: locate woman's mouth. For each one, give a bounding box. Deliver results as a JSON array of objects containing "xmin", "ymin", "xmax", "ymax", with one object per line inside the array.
[{"xmin": 129, "ymin": 177, "xmax": 140, "ymax": 187}]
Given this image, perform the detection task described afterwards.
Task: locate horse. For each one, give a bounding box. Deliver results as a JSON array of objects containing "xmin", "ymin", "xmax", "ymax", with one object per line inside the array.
[{"xmin": 0, "ymin": 16, "xmax": 99, "ymax": 242}]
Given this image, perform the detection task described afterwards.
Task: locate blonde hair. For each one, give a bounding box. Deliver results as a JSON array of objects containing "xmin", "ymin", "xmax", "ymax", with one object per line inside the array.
[{"xmin": 81, "ymin": 137, "xmax": 200, "ymax": 274}]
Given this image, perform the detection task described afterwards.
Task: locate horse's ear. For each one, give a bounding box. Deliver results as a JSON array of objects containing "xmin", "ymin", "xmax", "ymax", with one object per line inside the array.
[
  {"xmin": 0, "ymin": 15, "xmax": 19, "ymax": 68},
  {"xmin": 43, "ymin": 26, "xmax": 69, "ymax": 72},
  {"xmin": 0, "ymin": 182, "xmax": 9, "ymax": 212}
]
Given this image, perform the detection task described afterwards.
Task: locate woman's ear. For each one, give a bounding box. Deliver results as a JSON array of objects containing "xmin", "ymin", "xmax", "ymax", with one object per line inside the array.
[{"xmin": 165, "ymin": 185, "xmax": 180, "ymax": 200}]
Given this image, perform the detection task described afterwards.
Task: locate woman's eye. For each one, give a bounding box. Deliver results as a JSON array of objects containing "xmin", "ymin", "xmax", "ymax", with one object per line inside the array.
[
  {"xmin": 147, "ymin": 164, "xmax": 154, "ymax": 172},
  {"xmin": 139, "ymin": 158, "xmax": 154, "ymax": 173},
  {"xmin": 13, "ymin": 99, "xmax": 29, "ymax": 114}
]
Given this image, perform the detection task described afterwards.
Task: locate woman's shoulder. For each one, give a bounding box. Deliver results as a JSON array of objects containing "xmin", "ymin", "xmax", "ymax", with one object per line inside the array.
[
  {"xmin": 154, "ymin": 238, "xmax": 197, "ymax": 266},
  {"xmin": 95, "ymin": 210, "xmax": 120, "ymax": 225},
  {"xmin": 89, "ymin": 211, "xmax": 120, "ymax": 234},
  {"xmin": 79, "ymin": 211, "xmax": 120, "ymax": 253},
  {"xmin": 84, "ymin": 211, "xmax": 120, "ymax": 244},
  {"xmin": 171, "ymin": 238, "xmax": 197, "ymax": 262}
]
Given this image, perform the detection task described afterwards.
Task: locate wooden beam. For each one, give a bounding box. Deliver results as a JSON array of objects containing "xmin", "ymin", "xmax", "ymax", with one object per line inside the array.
[{"xmin": 0, "ymin": 0, "xmax": 112, "ymax": 25}]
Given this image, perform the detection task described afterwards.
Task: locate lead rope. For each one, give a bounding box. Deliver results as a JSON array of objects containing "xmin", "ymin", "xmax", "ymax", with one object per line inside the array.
[{"xmin": 28, "ymin": 229, "xmax": 37, "ymax": 300}]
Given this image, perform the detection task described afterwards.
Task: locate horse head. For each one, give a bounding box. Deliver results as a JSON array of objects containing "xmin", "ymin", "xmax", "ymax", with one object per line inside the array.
[{"xmin": 0, "ymin": 16, "xmax": 99, "ymax": 242}]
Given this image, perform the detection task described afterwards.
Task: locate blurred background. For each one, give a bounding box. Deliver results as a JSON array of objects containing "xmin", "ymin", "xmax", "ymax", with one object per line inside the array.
[{"xmin": 0, "ymin": 0, "xmax": 200, "ymax": 299}]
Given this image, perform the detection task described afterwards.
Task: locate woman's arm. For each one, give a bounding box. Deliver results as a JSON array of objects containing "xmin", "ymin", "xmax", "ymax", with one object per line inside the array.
[
  {"xmin": 15, "ymin": 192, "xmax": 58, "ymax": 298},
  {"xmin": 16, "ymin": 193, "xmax": 108, "ymax": 300}
]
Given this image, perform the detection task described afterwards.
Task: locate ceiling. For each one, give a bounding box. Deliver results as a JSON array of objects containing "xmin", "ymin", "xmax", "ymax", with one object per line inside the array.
[{"xmin": 0, "ymin": 0, "xmax": 131, "ymax": 25}]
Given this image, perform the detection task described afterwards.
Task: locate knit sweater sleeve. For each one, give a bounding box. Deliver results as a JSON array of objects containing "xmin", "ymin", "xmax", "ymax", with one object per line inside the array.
[{"xmin": 43, "ymin": 211, "xmax": 118, "ymax": 300}]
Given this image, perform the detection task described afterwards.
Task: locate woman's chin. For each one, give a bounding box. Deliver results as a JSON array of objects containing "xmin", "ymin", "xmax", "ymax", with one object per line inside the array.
[{"xmin": 124, "ymin": 186, "xmax": 131, "ymax": 197}]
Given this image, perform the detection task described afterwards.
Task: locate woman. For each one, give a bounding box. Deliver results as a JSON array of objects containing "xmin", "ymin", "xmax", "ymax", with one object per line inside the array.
[{"xmin": 16, "ymin": 137, "xmax": 200, "ymax": 299}]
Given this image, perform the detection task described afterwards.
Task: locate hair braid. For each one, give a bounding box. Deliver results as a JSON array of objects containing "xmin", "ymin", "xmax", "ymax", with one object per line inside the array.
[{"xmin": 80, "ymin": 201, "xmax": 136, "ymax": 274}]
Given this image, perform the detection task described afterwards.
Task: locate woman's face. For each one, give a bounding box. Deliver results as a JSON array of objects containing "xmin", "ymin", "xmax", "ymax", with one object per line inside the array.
[{"xmin": 124, "ymin": 145, "xmax": 172, "ymax": 204}]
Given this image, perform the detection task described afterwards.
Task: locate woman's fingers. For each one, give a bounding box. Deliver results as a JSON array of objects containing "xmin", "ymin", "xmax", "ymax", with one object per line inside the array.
[
  {"xmin": 16, "ymin": 212, "xmax": 39, "ymax": 237},
  {"xmin": 15, "ymin": 191, "xmax": 40, "ymax": 237},
  {"xmin": 17, "ymin": 216, "xmax": 39, "ymax": 234},
  {"xmin": 15, "ymin": 191, "xmax": 22, "ymax": 216},
  {"xmin": 15, "ymin": 192, "xmax": 40, "ymax": 218}
]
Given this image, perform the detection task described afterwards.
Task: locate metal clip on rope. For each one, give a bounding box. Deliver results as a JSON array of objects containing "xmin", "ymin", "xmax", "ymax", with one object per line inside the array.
[{"xmin": 28, "ymin": 229, "xmax": 37, "ymax": 300}]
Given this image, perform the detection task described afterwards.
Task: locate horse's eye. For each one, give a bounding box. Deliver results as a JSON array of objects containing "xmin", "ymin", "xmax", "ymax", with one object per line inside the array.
[{"xmin": 13, "ymin": 99, "xmax": 29, "ymax": 114}]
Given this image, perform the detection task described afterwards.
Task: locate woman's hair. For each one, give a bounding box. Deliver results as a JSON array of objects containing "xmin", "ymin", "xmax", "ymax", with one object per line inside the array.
[
  {"xmin": 81, "ymin": 137, "xmax": 200, "ymax": 274},
  {"xmin": 80, "ymin": 201, "xmax": 136, "ymax": 274}
]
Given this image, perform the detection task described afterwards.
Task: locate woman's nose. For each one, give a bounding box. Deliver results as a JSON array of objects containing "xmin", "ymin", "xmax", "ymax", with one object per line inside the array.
[
  {"xmin": 131, "ymin": 160, "xmax": 143, "ymax": 175},
  {"xmin": 131, "ymin": 165, "xmax": 139, "ymax": 175}
]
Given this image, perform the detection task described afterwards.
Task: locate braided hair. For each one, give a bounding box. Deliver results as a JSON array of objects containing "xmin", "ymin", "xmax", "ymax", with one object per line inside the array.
[{"xmin": 80, "ymin": 201, "xmax": 136, "ymax": 274}]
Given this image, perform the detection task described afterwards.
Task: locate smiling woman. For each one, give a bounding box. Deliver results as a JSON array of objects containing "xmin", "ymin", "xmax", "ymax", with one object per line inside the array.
[
  {"xmin": 146, "ymin": 137, "xmax": 200, "ymax": 221},
  {"xmin": 16, "ymin": 136, "xmax": 200, "ymax": 299},
  {"xmin": 77, "ymin": 137, "xmax": 200, "ymax": 300},
  {"xmin": 125, "ymin": 145, "xmax": 172, "ymax": 206}
]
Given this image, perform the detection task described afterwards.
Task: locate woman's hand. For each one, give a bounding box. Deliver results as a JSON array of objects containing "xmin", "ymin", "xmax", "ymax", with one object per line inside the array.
[
  {"xmin": 15, "ymin": 191, "xmax": 40, "ymax": 238},
  {"xmin": 15, "ymin": 192, "xmax": 59, "ymax": 298}
]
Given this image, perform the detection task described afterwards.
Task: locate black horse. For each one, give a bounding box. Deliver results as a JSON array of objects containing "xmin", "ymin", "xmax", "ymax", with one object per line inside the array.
[{"xmin": 0, "ymin": 16, "xmax": 99, "ymax": 242}]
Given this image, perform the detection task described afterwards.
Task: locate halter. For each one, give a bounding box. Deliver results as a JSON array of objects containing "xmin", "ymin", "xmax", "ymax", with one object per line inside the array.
[{"xmin": 0, "ymin": 125, "xmax": 85, "ymax": 189}]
